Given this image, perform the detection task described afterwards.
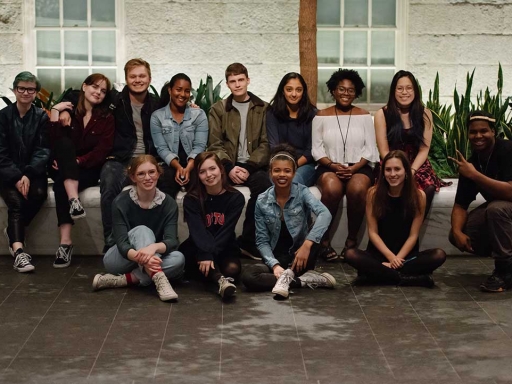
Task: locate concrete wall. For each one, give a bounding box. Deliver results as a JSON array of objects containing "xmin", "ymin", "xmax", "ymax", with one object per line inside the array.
[{"xmin": 409, "ymin": 0, "xmax": 512, "ymax": 106}]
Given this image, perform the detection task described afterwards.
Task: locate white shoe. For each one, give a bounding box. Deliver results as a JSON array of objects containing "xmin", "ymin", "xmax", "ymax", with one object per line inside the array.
[
  {"xmin": 272, "ymin": 269, "xmax": 295, "ymax": 299},
  {"xmin": 300, "ymin": 270, "xmax": 336, "ymax": 289},
  {"xmin": 92, "ymin": 273, "xmax": 127, "ymax": 291},
  {"xmin": 152, "ymin": 271, "xmax": 178, "ymax": 301},
  {"xmin": 218, "ymin": 276, "xmax": 236, "ymax": 299}
]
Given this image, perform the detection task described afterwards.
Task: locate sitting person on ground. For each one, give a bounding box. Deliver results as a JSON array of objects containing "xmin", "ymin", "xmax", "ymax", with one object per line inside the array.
[
  {"xmin": 179, "ymin": 152, "xmax": 245, "ymax": 300},
  {"xmin": 449, "ymin": 110, "xmax": 512, "ymax": 293},
  {"xmin": 374, "ymin": 70, "xmax": 449, "ymax": 218},
  {"xmin": 312, "ymin": 69, "xmax": 379, "ymax": 261},
  {"xmin": 345, "ymin": 150, "xmax": 446, "ymax": 287},
  {"xmin": 0, "ymin": 71, "xmax": 50, "ymax": 273},
  {"xmin": 150, "ymin": 73, "xmax": 208, "ymax": 197},
  {"xmin": 208, "ymin": 62, "xmax": 272, "ymax": 260},
  {"xmin": 48, "ymin": 73, "xmax": 114, "ymax": 268},
  {"xmin": 266, "ymin": 72, "xmax": 317, "ymax": 186},
  {"xmin": 92, "ymin": 155, "xmax": 185, "ymax": 302},
  {"xmin": 242, "ymin": 144, "xmax": 336, "ymax": 299}
]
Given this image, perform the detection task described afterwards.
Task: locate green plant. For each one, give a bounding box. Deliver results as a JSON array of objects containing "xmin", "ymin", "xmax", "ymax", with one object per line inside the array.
[
  {"xmin": 34, "ymin": 87, "xmax": 73, "ymax": 111},
  {"xmin": 191, "ymin": 75, "xmax": 223, "ymax": 113}
]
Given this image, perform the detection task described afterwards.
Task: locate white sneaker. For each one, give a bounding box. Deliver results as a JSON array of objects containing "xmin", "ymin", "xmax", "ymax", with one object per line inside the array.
[
  {"xmin": 272, "ymin": 269, "xmax": 295, "ymax": 299},
  {"xmin": 92, "ymin": 274, "xmax": 127, "ymax": 291},
  {"xmin": 13, "ymin": 250, "xmax": 35, "ymax": 273},
  {"xmin": 218, "ymin": 276, "xmax": 236, "ymax": 299},
  {"xmin": 152, "ymin": 271, "xmax": 178, "ymax": 301},
  {"xmin": 300, "ymin": 270, "xmax": 336, "ymax": 289}
]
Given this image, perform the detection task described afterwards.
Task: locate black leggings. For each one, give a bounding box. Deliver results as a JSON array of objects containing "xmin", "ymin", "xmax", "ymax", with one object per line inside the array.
[
  {"xmin": 344, "ymin": 248, "xmax": 446, "ymax": 284},
  {"xmin": 242, "ymin": 245, "xmax": 319, "ymax": 292},
  {"xmin": 0, "ymin": 175, "xmax": 48, "ymax": 246},
  {"xmin": 424, "ymin": 184, "xmax": 436, "ymax": 219},
  {"xmin": 179, "ymin": 238, "xmax": 242, "ymax": 283}
]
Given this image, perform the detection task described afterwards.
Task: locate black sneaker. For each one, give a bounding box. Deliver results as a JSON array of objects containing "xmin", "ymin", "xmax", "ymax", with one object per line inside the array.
[
  {"xmin": 13, "ymin": 249, "xmax": 35, "ymax": 273},
  {"xmin": 480, "ymin": 270, "xmax": 511, "ymax": 293},
  {"xmin": 69, "ymin": 198, "xmax": 86, "ymax": 220},
  {"xmin": 237, "ymin": 236, "xmax": 262, "ymax": 260},
  {"xmin": 53, "ymin": 244, "xmax": 73, "ymax": 268}
]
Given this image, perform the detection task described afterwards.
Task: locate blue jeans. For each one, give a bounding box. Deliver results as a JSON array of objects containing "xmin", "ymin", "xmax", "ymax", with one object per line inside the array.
[
  {"xmin": 103, "ymin": 226, "xmax": 185, "ymax": 286},
  {"xmin": 293, "ymin": 163, "xmax": 317, "ymax": 187},
  {"xmin": 100, "ymin": 160, "xmax": 130, "ymax": 246}
]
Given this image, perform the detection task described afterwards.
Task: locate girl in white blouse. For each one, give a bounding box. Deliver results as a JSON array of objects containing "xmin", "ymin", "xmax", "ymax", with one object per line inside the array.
[{"xmin": 312, "ymin": 69, "xmax": 379, "ymax": 261}]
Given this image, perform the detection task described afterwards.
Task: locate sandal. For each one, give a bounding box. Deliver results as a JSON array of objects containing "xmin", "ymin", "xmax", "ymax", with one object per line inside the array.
[
  {"xmin": 319, "ymin": 244, "xmax": 339, "ymax": 262},
  {"xmin": 339, "ymin": 238, "xmax": 357, "ymax": 262}
]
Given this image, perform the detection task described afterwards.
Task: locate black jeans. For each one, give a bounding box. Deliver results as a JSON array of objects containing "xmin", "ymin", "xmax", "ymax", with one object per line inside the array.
[
  {"xmin": 179, "ymin": 237, "xmax": 242, "ymax": 282},
  {"xmin": 233, "ymin": 168, "xmax": 271, "ymax": 246},
  {"xmin": 50, "ymin": 137, "xmax": 101, "ymax": 226},
  {"xmin": 344, "ymin": 248, "xmax": 446, "ymax": 284},
  {"xmin": 242, "ymin": 245, "xmax": 319, "ymax": 292},
  {"xmin": 0, "ymin": 175, "xmax": 48, "ymax": 246}
]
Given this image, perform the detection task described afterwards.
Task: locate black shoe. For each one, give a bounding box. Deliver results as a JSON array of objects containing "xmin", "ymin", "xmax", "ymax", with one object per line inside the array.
[
  {"xmin": 480, "ymin": 270, "xmax": 511, "ymax": 293},
  {"xmin": 398, "ymin": 273, "xmax": 435, "ymax": 288},
  {"xmin": 53, "ymin": 244, "xmax": 73, "ymax": 268},
  {"xmin": 69, "ymin": 198, "xmax": 86, "ymax": 220},
  {"xmin": 237, "ymin": 237, "xmax": 262, "ymax": 260}
]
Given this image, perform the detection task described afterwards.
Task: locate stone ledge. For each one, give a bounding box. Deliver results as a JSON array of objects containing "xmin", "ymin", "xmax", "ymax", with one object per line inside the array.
[{"xmin": 0, "ymin": 179, "xmax": 483, "ymax": 256}]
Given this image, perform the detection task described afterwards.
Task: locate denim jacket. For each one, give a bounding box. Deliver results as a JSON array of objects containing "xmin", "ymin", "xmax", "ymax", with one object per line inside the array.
[
  {"xmin": 150, "ymin": 105, "xmax": 208, "ymax": 165},
  {"xmin": 255, "ymin": 182, "xmax": 332, "ymax": 269}
]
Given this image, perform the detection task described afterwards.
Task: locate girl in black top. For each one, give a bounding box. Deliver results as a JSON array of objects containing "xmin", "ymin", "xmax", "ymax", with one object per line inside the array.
[
  {"xmin": 345, "ymin": 150, "xmax": 446, "ymax": 287},
  {"xmin": 179, "ymin": 151, "xmax": 245, "ymax": 299}
]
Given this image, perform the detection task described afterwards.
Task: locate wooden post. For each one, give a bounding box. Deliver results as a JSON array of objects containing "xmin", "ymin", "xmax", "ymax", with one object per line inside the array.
[{"xmin": 299, "ymin": 0, "xmax": 318, "ymax": 105}]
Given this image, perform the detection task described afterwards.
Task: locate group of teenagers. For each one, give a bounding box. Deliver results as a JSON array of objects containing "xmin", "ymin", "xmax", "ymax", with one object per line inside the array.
[{"xmin": 1, "ymin": 58, "xmax": 511, "ymax": 303}]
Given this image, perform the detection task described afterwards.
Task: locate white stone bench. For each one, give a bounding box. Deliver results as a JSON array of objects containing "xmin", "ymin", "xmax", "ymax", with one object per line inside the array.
[{"xmin": 0, "ymin": 180, "xmax": 483, "ymax": 256}]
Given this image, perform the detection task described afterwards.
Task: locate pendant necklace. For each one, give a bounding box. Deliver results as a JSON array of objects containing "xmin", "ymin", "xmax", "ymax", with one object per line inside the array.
[
  {"xmin": 335, "ymin": 106, "xmax": 353, "ymax": 164},
  {"xmin": 478, "ymin": 146, "xmax": 494, "ymax": 176}
]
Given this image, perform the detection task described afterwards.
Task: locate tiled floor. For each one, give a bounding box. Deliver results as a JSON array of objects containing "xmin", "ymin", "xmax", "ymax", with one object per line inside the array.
[{"xmin": 0, "ymin": 255, "xmax": 511, "ymax": 383}]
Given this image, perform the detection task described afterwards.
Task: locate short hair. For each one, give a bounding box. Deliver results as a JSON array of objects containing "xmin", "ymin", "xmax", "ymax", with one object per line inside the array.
[
  {"xmin": 124, "ymin": 58, "xmax": 151, "ymax": 80},
  {"xmin": 225, "ymin": 63, "xmax": 248, "ymax": 81},
  {"xmin": 76, "ymin": 73, "xmax": 112, "ymax": 116},
  {"xmin": 13, "ymin": 71, "xmax": 41, "ymax": 92},
  {"xmin": 326, "ymin": 69, "xmax": 365, "ymax": 98},
  {"xmin": 169, "ymin": 73, "xmax": 192, "ymax": 89},
  {"xmin": 467, "ymin": 110, "xmax": 496, "ymax": 131},
  {"xmin": 126, "ymin": 155, "xmax": 163, "ymax": 183},
  {"xmin": 269, "ymin": 143, "xmax": 297, "ymax": 172}
]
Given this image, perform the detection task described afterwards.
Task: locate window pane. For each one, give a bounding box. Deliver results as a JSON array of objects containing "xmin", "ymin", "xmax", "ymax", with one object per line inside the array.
[
  {"xmin": 97, "ymin": 68, "xmax": 117, "ymax": 86},
  {"xmin": 37, "ymin": 68, "xmax": 61, "ymax": 95},
  {"xmin": 63, "ymin": 0, "xmax": 87, "ymax": 27},
  {"xmin": 371, "ymin": 31, "xmax": 395, "ymax": 65},
  {"xmin": 37, "ymin": 31, "xmax": 61, "ymax": 66},
  {"xmin": 370, "ymin": 69, "xmax": 394, "ymax": 103},
  {"xmin": 344, "ymin": 31, "xmax": 367, "ymax": 65},
  {"xmin": 65, "ymin": 69, "xmax": 89, "ymax": 90},
  {"xmin": 92, "ymin": 31, "xmax": 116, "ymax": 65},
  {"xmin": 317, "ymin": 0, "xmax": 340, "ymax": 26},
  {"xmin": 372, "ymin": 0, "xmax": 396, "ymax": 27},
  {"xmin": 35, "ymin": 0, "xmax": 59, "ymax": 27},
  {"xmin": 344, "ymin": 0, "xmax": 368, "ymax": 27},
  {"xmin": 317, "ymin": 31, "xmax": 340, "ymax": 64},
  {"xmin": 355, "ymin": 69, "xmax": 367, "ymax": 104},
  {"xmin": 64, "ymin": 31, "xmax": 88, "ymax": 65},
  {"xmin": 91, "ymin": 0, "xmax": 116, "ymax": 27},
  {"xmin": 318, "ymin": 68, "xmax": 334, "ymax": 104}
]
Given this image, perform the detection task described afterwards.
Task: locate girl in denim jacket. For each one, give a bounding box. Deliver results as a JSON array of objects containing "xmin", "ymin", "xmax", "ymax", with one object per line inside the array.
[{"xmin": 242, "ymin": 145, "xmax": 336, "ymax": 299}]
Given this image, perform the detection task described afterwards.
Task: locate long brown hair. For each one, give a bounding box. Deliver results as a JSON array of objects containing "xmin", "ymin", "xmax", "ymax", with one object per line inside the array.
[
  {"xmin": 372, "ymin": 150, "xmax": 420, "ymax": 221},
  {"xmin": 76, "ymin": 73, "xmax": 111, "ymax": 117},
  {"xmin": 187, "ymin": 152, "xmax": 236, "ymax": 218}
]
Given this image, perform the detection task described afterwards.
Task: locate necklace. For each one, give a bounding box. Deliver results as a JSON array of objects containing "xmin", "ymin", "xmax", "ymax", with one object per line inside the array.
[
  {"xmin": 208, "ymin": 188, "xmax": 225, "ymax": 201},
  {"xmin": 477, "ymin": 146, "xmax": 495, "ymax": 176},
  {"xmin": 334, "ymin": 106, "xmax": 353, "ymax": 164}
]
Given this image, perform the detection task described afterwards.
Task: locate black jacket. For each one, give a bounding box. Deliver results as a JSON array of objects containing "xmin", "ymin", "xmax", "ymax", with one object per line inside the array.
[
  {"xmin": 0, "ymin": 103, "xmax": 50, "ymax": 186},
  {"xmin": 108, "ymin": 86, "xmax": 160, "ymax": 162}
]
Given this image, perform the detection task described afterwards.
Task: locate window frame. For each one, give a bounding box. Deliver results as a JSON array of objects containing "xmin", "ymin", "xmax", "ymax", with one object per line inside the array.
[
  {"xmin": 317, "ymin": 0, "xmax": 408, "ymax": 111},
  {"xmin": 23, "ymin": 0, "xmax": 125, "ymax": 93}
]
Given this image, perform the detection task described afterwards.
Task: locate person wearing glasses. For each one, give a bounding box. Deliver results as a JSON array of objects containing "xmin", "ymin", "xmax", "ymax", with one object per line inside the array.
[
  {"xmin": 312, "ymin": 69, "xmax": 379, "ymax": 262},
  {"xmin": 374, "ymin": 70, "xmax": 448, "ymax": 217},
  {"xmin": 0, "ymin": 72, "xmax": 50, "ymax": 273},
  {"xmin": 92, "ymin": 155, "xmax": 185, "ymax": 302},
  {"xmin": 47, "ymin": 73, "xmax": 114, "ymax": 268}
]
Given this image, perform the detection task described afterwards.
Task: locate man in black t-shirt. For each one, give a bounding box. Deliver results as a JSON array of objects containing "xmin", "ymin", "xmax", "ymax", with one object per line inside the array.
[{"xmin": 449, "ymin": 110, "xmax": 512, "ymax": 292}]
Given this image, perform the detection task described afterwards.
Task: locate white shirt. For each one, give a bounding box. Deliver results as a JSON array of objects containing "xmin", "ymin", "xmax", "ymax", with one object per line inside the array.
[{"xmin": 312, "ymin": 114, "xmax": 379, "ymax": 165}]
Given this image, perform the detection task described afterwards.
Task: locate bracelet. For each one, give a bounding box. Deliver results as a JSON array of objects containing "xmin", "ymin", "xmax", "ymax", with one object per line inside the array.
[
  {"xmin": 326, "ymin": 161, "xmax": 333, "ymax": 169},
  {"xmin": 51, "ymin": 107, "xmax": 60, "ymax": 111}
]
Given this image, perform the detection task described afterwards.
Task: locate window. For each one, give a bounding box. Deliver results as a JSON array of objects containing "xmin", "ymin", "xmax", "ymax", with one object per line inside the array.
[
  {"xmin": 25, "ymin": 0, "xmax": 121, "ymax": 95},
  {"xmin": 317, "ymin": 0, "xmax": 407, "ymax": 107}
]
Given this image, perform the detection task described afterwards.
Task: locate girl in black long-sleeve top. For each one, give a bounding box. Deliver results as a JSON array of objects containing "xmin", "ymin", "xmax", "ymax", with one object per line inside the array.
[{"xmin": 179, "ymin": 151, "xmax": 245, "ymax": 299}]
